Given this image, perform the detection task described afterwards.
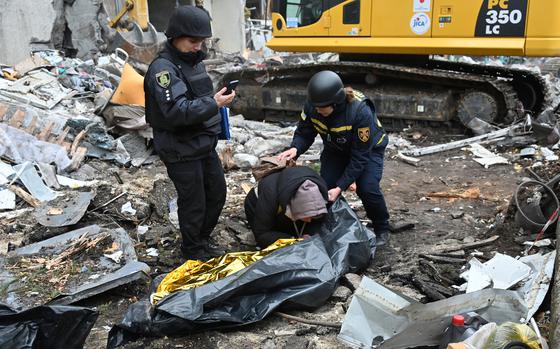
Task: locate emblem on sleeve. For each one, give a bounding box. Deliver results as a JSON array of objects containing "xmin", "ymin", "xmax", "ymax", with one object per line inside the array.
[
  {"xmin": 156, "ymin": 71, "xmax": 171, "ymax": 88},
  {"xmin": 358, "ymin": 127, "xmax": 370, "ymax": 142}
]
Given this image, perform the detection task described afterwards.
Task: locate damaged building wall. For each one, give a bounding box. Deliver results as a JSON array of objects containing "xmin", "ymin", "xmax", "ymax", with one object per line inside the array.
[
  {"xmin": 207, "ymin": 0, "xmax": 246, "ymax": 54},
  {"xmin": 0, "ymin": 0, "xmax": 103, "ymax": 65},
  {"xmin": 65, "ymin": 0, "xmax": 104, "ymax": 58},
  {"xmin": 0, "ymin": 0, "xmax": 59, "ymax": 65}
]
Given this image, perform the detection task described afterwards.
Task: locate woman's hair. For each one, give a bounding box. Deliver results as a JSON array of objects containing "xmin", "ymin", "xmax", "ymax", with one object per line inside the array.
[{"xmin": 345, "ymin": 86, "xmax": 356, "ymax": 102}]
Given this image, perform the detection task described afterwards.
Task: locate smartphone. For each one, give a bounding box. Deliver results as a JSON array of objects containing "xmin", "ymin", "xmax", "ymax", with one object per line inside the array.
[{"xmin": 224, "ymin": 80, "xmax": 239, "ymax": 95}]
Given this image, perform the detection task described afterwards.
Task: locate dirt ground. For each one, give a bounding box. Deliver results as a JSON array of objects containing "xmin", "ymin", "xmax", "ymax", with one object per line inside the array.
[{"xmin": 50, "ymin": 127, "xmax": 548, "ymax": 349}]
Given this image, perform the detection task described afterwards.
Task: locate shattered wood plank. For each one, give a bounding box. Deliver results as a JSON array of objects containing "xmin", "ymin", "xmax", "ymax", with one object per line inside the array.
[
  {"xmin": 37, "ymin": 121, "xmax": 54, "ymax": 141},
  {"xmin": 25, "ymin": 115, "xmax": 38, "ymax": 135},
  {"xmin": 0, "ymin": 103, "xmax": 8, "ymax": 120},
  {"xmin": 419, "ymin": 254, "xmax": 466, "ymax": 264},
  {"xmin": 9, "ymin": 110, "xmax": 25, "ymax": 128},
  {"xmin": 402, "ymin": 124, "xmax": 521, "ymax": 157},
  {"xmin": 71, "ymin": 130, "xmax": 87, "ymax": 156},
  {"xmin": 7, "ymin": 184, "xmax": 40, "ymax": 208},
  {"xmin": 431, "ymin": 235, "xmax": 500, "ymax": 253},
  {"xmin": 69, "ymin": 147, "xmax": 87, "ymax": 170},
  {"xmin": 411, "ymin": 275, "xmax": 450, "ymax": 301},
  {"xmin": 56, "ymin": 126, "xmax": 71, "ymax": 145}
]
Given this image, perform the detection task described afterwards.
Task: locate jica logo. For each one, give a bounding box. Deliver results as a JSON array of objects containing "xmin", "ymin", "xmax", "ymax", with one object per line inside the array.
[{"xmin": 410, "ymin": 13, "xmax": 430, "ymax": 35}]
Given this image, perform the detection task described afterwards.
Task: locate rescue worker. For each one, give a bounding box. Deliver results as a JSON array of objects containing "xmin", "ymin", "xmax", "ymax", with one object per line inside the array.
[
  {"xmin": 144, "ymin": 6, "xmax": 235, "ymax": 260},
  {"xmin": 244, "ymin": 166, "xmax": 328, "ymax": 248},
  {"xmin": 278, "ymin": 70, "xmax": 391, "ymax": 245}
]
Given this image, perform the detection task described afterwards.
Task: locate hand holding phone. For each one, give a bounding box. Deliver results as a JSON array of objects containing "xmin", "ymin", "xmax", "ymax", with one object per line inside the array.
[{"xmin": 224, "ymin": 80, "xmax": 239, "ymax": 95}]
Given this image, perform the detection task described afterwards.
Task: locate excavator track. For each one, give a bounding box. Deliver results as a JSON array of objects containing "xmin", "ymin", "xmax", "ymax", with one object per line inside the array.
[{"xmin": 222, "ymin": 59, "xmax": 548, "ymax": 132}]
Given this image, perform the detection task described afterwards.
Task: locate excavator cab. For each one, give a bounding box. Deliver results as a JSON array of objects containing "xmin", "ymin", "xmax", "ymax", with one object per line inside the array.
[
  {"xmin": 102, "ymin": 0, "xmax": 166, "ymax": 64},
  {"xmin": 270, "ymin": 0, "xmax": 560, "ymax": 57}
]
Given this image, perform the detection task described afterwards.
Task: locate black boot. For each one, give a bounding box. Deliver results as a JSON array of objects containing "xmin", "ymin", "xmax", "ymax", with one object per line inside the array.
[
  {"xmin": 203, "ymin": 243, "xmax": 225, "ymax": 258},
  {"xmin": 376, "ymin": 231, "xmax": 390, "ymax": 247},
  {"xmin": 180, "ymin": 245, "xmax": 210, "ymax": 261}
]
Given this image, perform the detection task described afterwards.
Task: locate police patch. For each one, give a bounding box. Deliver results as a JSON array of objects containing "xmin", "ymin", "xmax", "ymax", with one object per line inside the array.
[
  {"xmin": 156, "ymin": 71, "xmax": 171, "ymax": 88},
  {"xmin": 358, "ymin": 127, "xmax": 370, "ymax": 142}
]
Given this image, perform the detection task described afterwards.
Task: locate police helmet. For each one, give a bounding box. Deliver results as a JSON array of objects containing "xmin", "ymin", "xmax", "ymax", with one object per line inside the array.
[
  {"xmin": 307, "ymin": 70, "xmax": 346, "ymax": 107},
  {"xmin": 165, "ymin": 6, "xmax": 212, "ymax": 39}
]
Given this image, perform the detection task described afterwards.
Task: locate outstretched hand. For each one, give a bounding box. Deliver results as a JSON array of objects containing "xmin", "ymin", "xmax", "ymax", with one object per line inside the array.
[
  {"xmin": 214, "ymin": 87, "xmax": 235, "ymax": 107},
  {"xmin": 277, "ymin": 147, "xmax": 297, "ymax": 161}
]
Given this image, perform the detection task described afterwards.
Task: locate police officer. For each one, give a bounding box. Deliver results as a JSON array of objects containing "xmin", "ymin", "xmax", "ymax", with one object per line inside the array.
[
  {"xmin": 278, "ymin": 70, "xmax": 391, "ymax": 245},
  {"xmin": 144, "ymin": 6, "xmax": 235, "ymax": 259}
]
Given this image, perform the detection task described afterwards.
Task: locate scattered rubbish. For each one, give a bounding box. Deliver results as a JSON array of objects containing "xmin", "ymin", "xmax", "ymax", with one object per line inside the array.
[
  {"xmin": 520, "ymin": 147, "xmax": 537, "ymax": 158},
  {"xmin": 460, "ymin": 253, "xmax": 532, "ymax": 292},
  {"xmin": 0, "ymin": 189, "xmax": 16, "ymax": 210},
  {"xmin": 0, "ymin": 70, "xmax": 71, "ymax": 109},
  {"xmin": 146, "ymin": 248, "xmax": 159, "ymax": 257},
  {"xmin": 396, "ymin": 152, "xmax": 420, "ymax": 167},
  {"xmin": 438, "ymin": 313, "xmax": 487, "ymax": 349},
  {"xmin": 0, "ymin": 225, "xmax": 150, "ymax": 309},
  {"xmin": 517, "ymin": 251, "xmax": 556, "ymax": 320},
  {"xmin": 121, "ymin": 201, "xmax": 136, "ymax": 215},
  {"xmin": 523, "ymin": 239, "xmax": 553, "ymax": 248},
  {"xmin": 514, "ymin": 180, "xmax": 559, "ymax": 234},
  {"xmin": 104, "ymin": 250, "xmax": 124, "ymax": 264},
  {"xmin": 13, "ymin": 162, "xmax": 57, "ymax": 202},
  {"xmin": 402, "ymin": 124, "xmax": 522, "ymax": 157},
  {"xmin": 56, "ymin": 175, "xmax": 98, "ymax": 189},
  {"xmin": 338, "ymin": 277, "xmax": 528, "ymax": 349},
  {"xmin": 0, "ymin": 303, "xmax": 98, "ymax": 349},
  {"xmin": 428, "ymin": 188, "xmax": 481, "ymax": 201},
  {"xmin": 137, "ymin": 225, "xmax": 149, "ymax": 235},
  {"xmin": 33, "ymin": 191, "xmax": 95, "ymax": 227},
  {"xmin": 108, "ymin": 198, "xmax": 375, "ymax": 348},
  {"xmin": 468, "ymin": 144, "xmax": 509, "ymax": 168}
]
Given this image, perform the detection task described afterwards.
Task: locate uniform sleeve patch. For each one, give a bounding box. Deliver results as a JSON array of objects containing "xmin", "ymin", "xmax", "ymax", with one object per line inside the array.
[
  {"xmin": 358, "ymin": 127, "xmax": 370, "ymax": 142},
  {"xmin": 156, "ymin": 71, "xmax": 171, "ymax": 88},
  {"xmin": 300, "ymin": 110, "xmax": 307, "ymax": 121}
]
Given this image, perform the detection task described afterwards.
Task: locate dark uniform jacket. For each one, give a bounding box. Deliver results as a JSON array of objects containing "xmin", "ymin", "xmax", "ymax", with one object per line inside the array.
[
  {"xmin": 144, "ymin": 42, "xmax": 221, "ymax": 162},
  {"xmin": 290, "ymin": 91, "xmax": 387, "ymax": 190},
  {"xmin": 245, "ymin": 166, "xmax": 328, "ymax": 248}
]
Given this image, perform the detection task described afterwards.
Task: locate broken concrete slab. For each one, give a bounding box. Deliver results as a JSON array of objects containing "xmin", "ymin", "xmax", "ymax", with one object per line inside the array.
[
  {"xmin": 0, "ymin": 225, "xmax": 150, "ymax": 310},
  {"xmin": 33, "ymin": 191, "xmax": 95, "ymax": 227}
]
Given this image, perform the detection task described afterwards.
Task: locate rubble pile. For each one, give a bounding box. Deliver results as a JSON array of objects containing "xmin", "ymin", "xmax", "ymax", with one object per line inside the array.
[{"xmin": 0, "ymin": 41, "xmax": 559, "ymax": 348}]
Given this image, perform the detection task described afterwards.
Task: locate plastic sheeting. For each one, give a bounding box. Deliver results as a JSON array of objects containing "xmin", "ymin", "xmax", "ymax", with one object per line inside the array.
[
  {"xmin": 107, "ymin": 198, "xmax": 376, "ymax": 348},
  {"xmin": 0, "ymin": 303, "xmax": 97, "ymax": 349}
]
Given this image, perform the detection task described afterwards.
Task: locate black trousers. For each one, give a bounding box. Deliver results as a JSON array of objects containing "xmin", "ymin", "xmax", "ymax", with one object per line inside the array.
[{"xmin": 165, "ymin": 150, "xmax": 226, "ymax": 252}]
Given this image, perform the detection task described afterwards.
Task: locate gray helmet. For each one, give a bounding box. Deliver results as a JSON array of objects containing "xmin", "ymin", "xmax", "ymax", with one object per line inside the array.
[
  {"xmin": 165, "ymin": 6, "xmax": 212, "ymax": 39},
  {"xmin": 307, "ymin": 70, "xmax": 346, "ymax": 107}
]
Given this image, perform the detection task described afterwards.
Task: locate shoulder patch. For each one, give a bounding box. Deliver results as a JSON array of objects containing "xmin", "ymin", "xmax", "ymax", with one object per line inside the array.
[
  {"xmin": 358, "ymin": 127, "xmax": 370, "ymax": 142},
  {"xmin": 155, "ymin": 71, "xmax": 171, "ymax": 88},
  {"xmin": 300, "ymin": 110, "xmax": 307, "ymax": 121}
]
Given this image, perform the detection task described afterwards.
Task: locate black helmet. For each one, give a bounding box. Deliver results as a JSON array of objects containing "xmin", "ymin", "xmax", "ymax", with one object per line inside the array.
[
  {"xmin": 165, "ymin": 6, "xmax": 212, "ymax": 39},
  {"xmin": 307, "ymin": 70, "xmax": 346, "ymax": 107}
]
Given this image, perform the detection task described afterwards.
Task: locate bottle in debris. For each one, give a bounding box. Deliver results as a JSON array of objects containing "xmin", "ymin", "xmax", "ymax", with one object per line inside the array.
[{"xmin": 438, "ymin": 314, "xmax": 480, "ymax": 349}]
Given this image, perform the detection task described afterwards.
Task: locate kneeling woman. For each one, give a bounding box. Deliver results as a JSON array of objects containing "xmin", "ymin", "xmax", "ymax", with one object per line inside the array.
[{"xmin": 244, "ymin": 166, "xmax": 328, "ymax": 249}]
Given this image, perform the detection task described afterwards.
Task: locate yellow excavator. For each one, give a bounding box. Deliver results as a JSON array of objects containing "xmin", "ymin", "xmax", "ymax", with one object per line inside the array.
[
  {"xmin": 226, "ymin": 0, "xmax": 560, "ymax": 131},
  {"xmin": 101, "ymin": 0, "xmax": 166, "ymax": 64}
]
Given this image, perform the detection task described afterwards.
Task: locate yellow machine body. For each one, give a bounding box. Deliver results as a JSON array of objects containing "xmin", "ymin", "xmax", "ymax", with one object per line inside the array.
[{"xmin": 268, "ymin": 0, "xmax": 560, "ymax": 56}]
